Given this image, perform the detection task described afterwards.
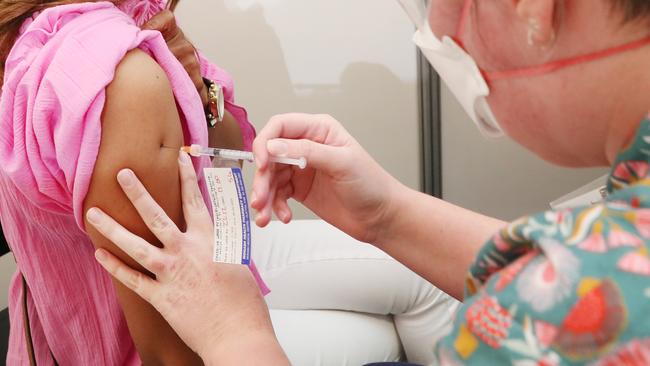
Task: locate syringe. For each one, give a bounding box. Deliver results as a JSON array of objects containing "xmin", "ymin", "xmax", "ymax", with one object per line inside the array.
[{"xmin": 180, "ymin": 144, "xmax": 307, "ymax": 169}]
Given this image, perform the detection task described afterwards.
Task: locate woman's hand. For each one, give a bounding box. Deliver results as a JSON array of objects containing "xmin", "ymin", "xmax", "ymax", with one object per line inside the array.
[
  {"xmin": 252, "ymin": 113, "xmax": 406, "ymax": 244},
  {"xmin": 86, "ymin": 152, "xmax": 287, "ymax": 364},
  {"xmin": 143, "ymin": 10, "xmax": 208, "ymax": 106}
]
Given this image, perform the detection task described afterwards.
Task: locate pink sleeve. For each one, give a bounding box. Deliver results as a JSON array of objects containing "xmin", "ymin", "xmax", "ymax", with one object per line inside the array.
[
  {"xmin": 197, "ymin": 53, "xmax": 257, "ymax": 151},
  {"xmin": 0, "ymin": 4, "xmax": 142, "ymax": 228}
]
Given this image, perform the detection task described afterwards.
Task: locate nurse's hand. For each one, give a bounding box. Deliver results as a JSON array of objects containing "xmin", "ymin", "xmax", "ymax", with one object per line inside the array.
[
  {"xmin": 252, "ymin": 113, "xmax": 405, "ymax": 244},
  {"xmin": 86, "ymin": 153, "xmax": 288, "ymax": 365}
]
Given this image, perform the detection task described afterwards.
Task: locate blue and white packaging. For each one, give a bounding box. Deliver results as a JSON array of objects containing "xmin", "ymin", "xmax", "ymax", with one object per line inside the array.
[{"xmin": 204, "ymin": 167, "xmax": 251, "ymax": 265}]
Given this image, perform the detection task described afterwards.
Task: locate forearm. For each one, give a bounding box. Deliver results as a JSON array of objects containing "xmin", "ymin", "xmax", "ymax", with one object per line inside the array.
[
  {"xmin": 204, "ymin": 330, "xmax": 289, "ymax": 366},
  {"xmin": 376, "ymin": 186, "xmax": 506, "ymax": 300},
  {"xmin": 208, "ymin": 110, "xmax": 245, "ymax": 150}
]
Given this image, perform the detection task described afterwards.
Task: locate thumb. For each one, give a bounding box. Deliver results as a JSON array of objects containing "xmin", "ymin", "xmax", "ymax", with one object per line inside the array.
[{"xmin": 266, "ymin": 139, "xmax": 348, "ymax": 173}]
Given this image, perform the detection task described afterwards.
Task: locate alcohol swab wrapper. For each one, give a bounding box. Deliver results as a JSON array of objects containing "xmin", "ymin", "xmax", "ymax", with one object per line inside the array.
[{"xmin": 180, "ymin": 144, "xmax": 306, "ymax": 169}]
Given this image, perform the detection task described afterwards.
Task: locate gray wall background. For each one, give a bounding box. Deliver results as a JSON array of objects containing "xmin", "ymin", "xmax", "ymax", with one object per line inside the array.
[
  {"xmin": 175, "ymin": 0, "xmax": 423, "ymax": 220},
  {"xmin": 440, "ymin": 85, "xmax": 608, "ymax": 220}
]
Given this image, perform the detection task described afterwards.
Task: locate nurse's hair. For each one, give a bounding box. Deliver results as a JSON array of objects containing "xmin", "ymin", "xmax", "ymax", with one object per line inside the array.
[{"xmin": 0, "ymin": 0, "xmax": 179, "ymax": 85}]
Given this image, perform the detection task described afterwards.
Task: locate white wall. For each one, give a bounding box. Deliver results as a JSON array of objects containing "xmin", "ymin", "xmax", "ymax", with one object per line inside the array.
[
  {"xmin": 0, "ymin": 255, "xmax": 15, "ymax": 310},
  {"xmin": 440, "ymin": 85, "xmax": 609, "ymax": 220},
  {"xmin": 176, "ymin": 0, "xmax": 423, "ymax": 219}
]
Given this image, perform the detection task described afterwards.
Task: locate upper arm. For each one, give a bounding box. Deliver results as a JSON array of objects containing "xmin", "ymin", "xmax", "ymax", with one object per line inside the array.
[{"xmin": 83, "ymin": 49, "xmax": 202, "ymax": 365}]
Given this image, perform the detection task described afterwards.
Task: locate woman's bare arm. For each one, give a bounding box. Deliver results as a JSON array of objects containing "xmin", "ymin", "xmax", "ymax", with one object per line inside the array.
[
  {"xmin": 84, "ymin": 49, "xmax": 202, "ymax": 365},
  {"xmin": 208, "ymin": 110, "xmax": 245, "ymax": 150}
]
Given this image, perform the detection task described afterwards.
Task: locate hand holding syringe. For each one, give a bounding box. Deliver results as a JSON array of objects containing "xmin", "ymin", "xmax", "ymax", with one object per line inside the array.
[{"xmin": 180, "ymin": 144, "xmax": 307, "ymax": 169}]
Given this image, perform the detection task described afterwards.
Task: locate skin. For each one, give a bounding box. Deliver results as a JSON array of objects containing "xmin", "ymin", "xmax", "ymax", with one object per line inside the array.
[
  {"xmin": 89, "ymin": 0, "xmax": 650, "ymax": 363},
  {"xmin": 447, "ymin": 0, "xmax": 650, "ymax": 167},
  {"xmin": 144, "ymin": 10, "xmax": 245, "ymax": 152},
  {"xmin": 87, "ymin": 155, "xmax": 288, "ymax": 365},
  {"xmin": 84, "ymin": 49, "xmax": 203, "ymax": 364},
  {"xmin": 83, "ymin": 13, "xmax": 247, "ymax": 364}
]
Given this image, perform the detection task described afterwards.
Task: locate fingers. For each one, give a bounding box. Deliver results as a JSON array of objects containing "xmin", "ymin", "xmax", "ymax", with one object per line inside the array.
[
  {"xmin": 254, "ymin": 174, "xmax": 275, "ymax": 227},
  {"xmin": 172, "ymin": 41, "xmax": 203, "ymax": 93},
  {"xmin": 178, "ymin": 152, "xmax": 212, "ymax": 231},
  {"xmin": 95, "ymin": 248, "xmax": 157, "ymax": 303},
  {"xmin": 142, "ymin": 10, "xmax": 179, "ymax": 41},
  {"xmin": 253, "ymin": 113, "xmax": 343, "ymax": 170},
  {"xmin": 266, "ymin": 138, "xmax": 348, "ymax": 173},
  {"xmin": 252, "ymin": 166, "xmax": 292, "ymax": 226},
  {"xmin": 86, "ymin": 208, "xmax": 168, "ymax": 276},
  {"xmin": 272, "ymin": 184, "xmax": 294, "ymax": 224},
  {"xmin": 143, "ymin": 11, "xmax": 203, "ymax": 99},
  {"xmin": 117, "ymin": 169, "xmax": 180, "ymax": 245}
]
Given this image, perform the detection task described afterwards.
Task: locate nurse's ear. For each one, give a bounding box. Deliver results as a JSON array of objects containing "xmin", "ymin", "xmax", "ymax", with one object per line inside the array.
[{"xmin": 516, "ymin": 0, "xmax": 557, "ymax": 47}]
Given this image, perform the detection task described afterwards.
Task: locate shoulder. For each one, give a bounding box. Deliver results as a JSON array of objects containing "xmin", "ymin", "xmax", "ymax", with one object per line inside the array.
[
  {"xmin": 99, "ymin": 48, "xmax": 183, "ymax": 174},
  {"xmin": 107, "ymin": 48, "xmax": 176, "ymax": 126},
  {"xmin": 86, "ymin": 47, "xmax": 185, "ymax": 225}
]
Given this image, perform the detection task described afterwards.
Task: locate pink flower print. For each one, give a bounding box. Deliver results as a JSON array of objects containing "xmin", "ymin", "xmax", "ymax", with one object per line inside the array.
[
  {"xmin": 493, "ymin": 233, "xmax": 512, "ymax": 252},
  {"xmin": 577, "ymin": 233, "xmax": 608, "ymax": 253},
  {"xmin": 494, "ymin": 250, "xmax": 537, "ymax": 292},
  {"xmin": 612, "ymin": 163, "xmax": 632, "ymax": 184},
  {"xmin": 611, "ymin": 161, "xmax": 650, "ymax": 187},
  {"xmin": 635, "ymin": 209, "xmax": 650, "ymax": 238},
  {"xmin": 617, "ymin": 249, "xmax": 650, "ymax": 276},
  {"xmin": 118, "ymin": 0, "xmax": 167, "ymax": 27},
  {"xmin": 516, "ymin": 240, "xmax": 579, "ymax": 312},
  {"xmin": 627, "ymin": 161, "xmax": 650, "ymax": 179},
  {"xmin": 589, "ymin": 338, "xmax": 650, "ymax": 366},
  {"xmin": 553, "ymin": 279, "xmax": 626, "ymax": 360},
  {"xmin": 535, "ymin": 320, "xmax": 559, "ymax": 348},
  {"xmin": 607, "ymin": 229, "xmax": 643, "ymax": 248},
  {"xmin": 466, "ymin": 295, "xmax": 513, "ymax": 349}
]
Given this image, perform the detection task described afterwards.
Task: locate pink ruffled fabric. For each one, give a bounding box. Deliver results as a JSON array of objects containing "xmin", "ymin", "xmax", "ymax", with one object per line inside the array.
[
  {"xmin": 0, "ymin": 2, "xmax": 265, "ymax": 365},
  {"xmin": 117, "ymin": 0, "xmax": 166, "ymax": 26}
]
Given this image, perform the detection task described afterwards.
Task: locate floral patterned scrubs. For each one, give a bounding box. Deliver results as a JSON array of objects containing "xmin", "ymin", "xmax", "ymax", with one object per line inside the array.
[{"xmin": 435, "ymin": 120, "xmax": 650, "ymax": 365}]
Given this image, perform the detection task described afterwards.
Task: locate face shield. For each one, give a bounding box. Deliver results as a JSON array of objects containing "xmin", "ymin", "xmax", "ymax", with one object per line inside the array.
[{"xmin": 397, "ymin": 0, "xmax": 504, "ymax": 137}]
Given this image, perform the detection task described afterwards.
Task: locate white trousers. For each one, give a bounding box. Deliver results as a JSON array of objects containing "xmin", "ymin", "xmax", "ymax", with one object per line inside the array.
[{"xmin": 251, "ymin": 220, "xmax": 460, "ymax": 366}]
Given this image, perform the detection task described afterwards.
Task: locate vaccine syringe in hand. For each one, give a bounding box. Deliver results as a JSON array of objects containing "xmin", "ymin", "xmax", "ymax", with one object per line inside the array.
[{"xmin": 180, "ymin": 144, "xmax": 307, "ymax": 169}]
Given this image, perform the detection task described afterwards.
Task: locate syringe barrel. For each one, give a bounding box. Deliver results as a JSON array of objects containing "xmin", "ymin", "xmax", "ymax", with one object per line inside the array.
[{"xmin": 211, "ymin": 148, "xmax": 254, "ymax": 162}]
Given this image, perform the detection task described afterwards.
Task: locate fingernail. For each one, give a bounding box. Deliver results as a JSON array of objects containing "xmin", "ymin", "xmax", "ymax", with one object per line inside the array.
[
  {"xmin": 86, "ymin": 208, "xmax": 102, "ymax": 225},
  {"xmin": 179, "ymin": 151, "xmax": 191, "ymax": 165},
  {"xmin": 95, "ymin": 249, "xmax": 107, "ymax": 262},
  {"xmin": 267, "ymin": 140, "xmax": 288, "ymax": 157},
  {"xmin": 117, "ymin": 169, "xmax": 135, "ymax": 188},
  {"xmin": 280, "ymin": 211, "xmax": 289, "ymax": 222},
  {"xmin": 251, "ymin": 191, "xmax": 257, "ymax": 205}
]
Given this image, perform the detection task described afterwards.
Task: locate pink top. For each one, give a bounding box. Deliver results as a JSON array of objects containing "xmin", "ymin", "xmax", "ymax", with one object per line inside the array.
[{"xmin": 0, "ymin": 2, "xmax": 267, "ymax": 365}]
